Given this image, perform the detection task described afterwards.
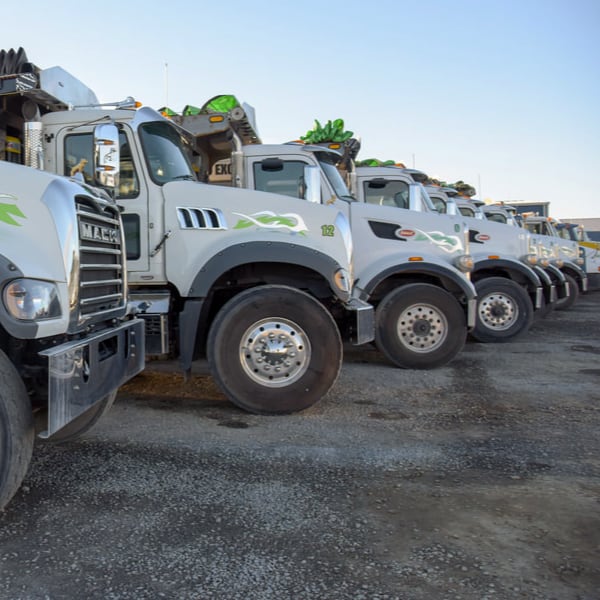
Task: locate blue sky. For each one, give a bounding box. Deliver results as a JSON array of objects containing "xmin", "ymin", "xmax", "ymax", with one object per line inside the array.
[{"xmin": 5, "ymin": 0, "xmax": 599, "ymax": 218}]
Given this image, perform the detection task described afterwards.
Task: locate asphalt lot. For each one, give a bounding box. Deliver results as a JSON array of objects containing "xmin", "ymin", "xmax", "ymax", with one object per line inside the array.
[{"xmin": 0, "ymin": 291, "xmax": 599, "ymax": 600}]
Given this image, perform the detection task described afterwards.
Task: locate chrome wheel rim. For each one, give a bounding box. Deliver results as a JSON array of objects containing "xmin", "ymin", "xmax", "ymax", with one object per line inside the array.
[
  {"xmin": 239, "ymin": 318, "xmax": 311, "ymax": 387},
  {"xmin": 478, "ymin": 292, "xmax": 519, "ymax": 331},
  {"xmin": 396, "ymin": 303, "xmax": 449, "ymax": 353}
]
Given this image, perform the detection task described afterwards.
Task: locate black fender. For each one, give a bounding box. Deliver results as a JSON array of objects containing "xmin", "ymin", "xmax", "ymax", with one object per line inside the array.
[
  {"xmin": 560, "ymin": 260, "xmax": 588, "ymax": 291},
  {"xmin": 179, "ymin": 242, "xmax": 348, "ymax": 373},
  {"xmin": 533, "ymin": 265, "xmax": 557, "ymax": 304},
  {"xmin": 472, "ymin": 258, "xmax": 543, "ymax": 308},
  {"xmin": 545, "ymin": 263, "xmax": 566, "ymax": 284},
  {"xmin": 472, "ymin": 258, "xmax": 542, "ymax": 289},
  {"xmin": 186, "ymin": 241, "xmax": 347, "ymax": 300},
  {"xmin": 532, "ymin": 264, "xmax": 554, "ymax": 287},
  {"xmin": 360, "ymin": 262, "xmax": 476, "ymax": 302}
]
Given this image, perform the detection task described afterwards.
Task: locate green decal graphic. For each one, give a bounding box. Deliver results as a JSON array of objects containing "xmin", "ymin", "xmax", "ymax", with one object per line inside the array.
[
  {"xmin": 413, "ymin": 230, "xmax": 461, "ymax": 253},
  {"xmin": 233, "ymin": 211, "xmax": 308, "ymax": 235},
  {"xmin": 0, "ymin": 194, "xmax": 26, "ymax": 226},
  {"xmin": 321, "ymin": 224, "xmax": 335, "ymax": 237}
]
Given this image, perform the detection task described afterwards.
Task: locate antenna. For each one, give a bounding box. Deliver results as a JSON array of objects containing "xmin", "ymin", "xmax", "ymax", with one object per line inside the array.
[{"xmin": 164, "ymin": 62, "xmax": 169, "ymax": 108}]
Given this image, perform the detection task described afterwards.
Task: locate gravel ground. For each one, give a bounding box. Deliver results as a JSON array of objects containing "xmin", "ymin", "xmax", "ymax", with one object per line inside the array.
[{"xmin": 0, "ymin": 291, "xmax": 599, "ymax": 600}]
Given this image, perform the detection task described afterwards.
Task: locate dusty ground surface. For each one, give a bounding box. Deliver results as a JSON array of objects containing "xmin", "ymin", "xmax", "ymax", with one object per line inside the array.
[{"xmin": 0, "ymin": 292, "xmax": 599, "ymax": 600}]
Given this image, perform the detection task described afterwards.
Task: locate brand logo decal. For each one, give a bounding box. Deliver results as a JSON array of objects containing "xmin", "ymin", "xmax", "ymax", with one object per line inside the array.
[
  {"xmin": 475, "ymin": 233, "xmax": 490, "ymax": 242},
  {"xmin": 80, "ymin": 222, "xmax": 119, "ymax": 243},
  {"xmin": 396, "ymin": 229, "xmax": 415, "ymax": 238}
]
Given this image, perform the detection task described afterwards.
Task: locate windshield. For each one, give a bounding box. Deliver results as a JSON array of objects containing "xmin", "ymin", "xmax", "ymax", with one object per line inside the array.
[
  {"xmin": 316, "ymin": 153, "xmax": 354, "ymax": 200},
  {"xmin": 138, "ymin": 121, "xmax": 196, "ymax": 185}
]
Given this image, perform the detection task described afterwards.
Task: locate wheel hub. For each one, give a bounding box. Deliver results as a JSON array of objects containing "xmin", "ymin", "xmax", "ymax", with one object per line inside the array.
[
  {"xmin": 240, "ymin": 318, "xmax": 311, "ymax": 387},
  {"xmin": 397, "ymin": 304, "xmax": 448, "ymax": 353},
  {"xmin": 478, "ymin": 293, "xmax": 518, "ymax": 330}
]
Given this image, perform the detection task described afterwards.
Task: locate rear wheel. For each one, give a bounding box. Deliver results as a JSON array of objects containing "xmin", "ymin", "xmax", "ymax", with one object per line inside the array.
[
  {"xmin": 471, "ymin": 277, "xmax": 534, "ymax": 342},
  {"xmin": 555, "ymin": 273, "xmax": 579, "ymax": 311},
  {"xmin": 375, "ymin": 283, "xmax": 467, "ymax": 369},
  {"xmin": 208, "ymin": 285, "xmax": 342, "ymax": 414},
  {"xmin": 0, "ymin": 350, "xmax": 34, "ymax": 510}
]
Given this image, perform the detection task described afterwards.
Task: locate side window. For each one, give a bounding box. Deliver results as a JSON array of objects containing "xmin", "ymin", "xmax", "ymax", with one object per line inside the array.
[
  {"xmin": 486, "ymin": 213, "xmax": 506, "ymax": 224},
  {"xmin": 364, "ymin": 180, "xmax": 409, "ymax": 208},
  {"xmin": 430, "ymin": 197, "xmax": 446, "ymax": 213},
  {"xmin": 64, "ymin": 132, "xmax": 139, "ymax": 198},
  {"xmin": 118, "ymin": 133, "xmax": 140, "ymax": 198},
  {"xmin": 253, "ymin": 161, "xmax": 306, "ymax": 199},
  {"xmin": 64, "ymin": 133, "xmax": 94, "ymax": 184},
  {"xmin": 122, "ymin": 214, "xmax": 141, "ymax": 260}
]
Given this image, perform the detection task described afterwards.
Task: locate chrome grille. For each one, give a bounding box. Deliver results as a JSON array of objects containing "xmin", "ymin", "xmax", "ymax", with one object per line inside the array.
[{"xmin": 76, "ymin": 197, "xmax": 125, "ymax": 320}]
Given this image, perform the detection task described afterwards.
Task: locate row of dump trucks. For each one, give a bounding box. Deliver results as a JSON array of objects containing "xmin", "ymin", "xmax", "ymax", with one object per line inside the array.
[{"xmin": 0, "ymin": 48, "xmax": 593, "ymax": 509}]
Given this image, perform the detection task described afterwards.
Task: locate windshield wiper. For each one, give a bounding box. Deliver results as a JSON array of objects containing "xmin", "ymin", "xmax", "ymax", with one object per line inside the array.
[{"xmin": 172, "ymin": 174, "xmax": 196, "ymax": 181}]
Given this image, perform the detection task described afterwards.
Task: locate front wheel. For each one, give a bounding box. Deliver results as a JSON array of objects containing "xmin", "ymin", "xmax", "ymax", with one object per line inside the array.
[
  {"xmin": 555, "ymin": 273, "xmax": 579, "ymax": 311},
  {"xmin": 207, "ymin": 285, "xmax": 342, "ymax": 414},
  {"xmin": 375, "ymin": 283, "xmax": 467, "ymax": 369},
  {"xmin": 0, "ymin": 350, "xmax": 34, "ymax": 510},
  {"xmin": 471, "ymin": 277, "xmax": 534, "ymax": 343}
]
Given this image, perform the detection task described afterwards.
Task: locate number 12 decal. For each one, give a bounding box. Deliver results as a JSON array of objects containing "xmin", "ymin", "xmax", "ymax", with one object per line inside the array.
[{"xmin": 321, "ymin": 224, "xmax": 335, "ymax": 237}]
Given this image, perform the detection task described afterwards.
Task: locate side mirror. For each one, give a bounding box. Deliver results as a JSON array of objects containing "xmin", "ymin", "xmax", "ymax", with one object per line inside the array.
[
  {"xmin": 93, "ymin": 124, "xmax": 120, "ymax": 191},
  {"xmin": 446, "ymin": 199, "xmax": 457, "ymax": 216},
  {"xmin": 260, "ymin": 157, "xmax": 284, "ymax": 172},
  {"xmin": 408, "ymin": 183, "xmax": 423, "ymax": 212},
  {"xmin": 303, "ymin": 165, "xmax": 321, "ymax": 203},
  {"xmin": 367, "ymin": 178, "xmax": 387, "ymax": 190}
]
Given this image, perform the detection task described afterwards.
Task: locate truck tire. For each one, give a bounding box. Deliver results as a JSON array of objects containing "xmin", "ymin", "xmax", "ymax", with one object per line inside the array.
[
  {"xmin": 471, "ymin": 277, "xmax": 534, "ymax": 343},
  {"xmin": 0, "ymin": 350, "xmax": 34, "ymax": 510},
  {"xmin": 44, "ymin": 392, "xmax": 117, "ymax": 443},
  {"xmin": 375, "ymin": 283, "xmax": 466, "ymax": 369},
  {"xmin": 207, "ymin": 285, "xmax": 342, "ymax": 414},
  {"xmin": 555, "ymin": 273, "xmax": 579, "ymax": 311}
]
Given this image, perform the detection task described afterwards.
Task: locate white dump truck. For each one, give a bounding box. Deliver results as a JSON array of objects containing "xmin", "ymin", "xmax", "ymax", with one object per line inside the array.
[
  {"xmin": 479, "ymin": 202, "xmax": 573, "ymax": 310},
  {"xmin": 555, "ymin": 222, "xmax": 600, "ymax": 291},
  {"xmin": 0, "ymin": 158, "xmax": 145, "ymax": 509},
  {"xmin": 168, "ymin": 101, "xmax": 476, "ymax": 369},
  {"xmin": 519, "ymin": 214, "xmax": 589, "ymax": 308},
  {"xmin": 0, "ymin": 50, "xmax": 373, "ymax": 415}
]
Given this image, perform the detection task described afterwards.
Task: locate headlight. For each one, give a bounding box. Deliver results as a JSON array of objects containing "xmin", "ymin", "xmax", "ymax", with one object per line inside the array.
[
  {"xmin": 523, "ymin": 253, "xmax": 537, "ymax": 266},
  {"xmin": 3, "ymin": 279, "xmax": 61, "ymax": 320},
  {"xmin": 454, "ymin": 254, "xmax": 474, "ymax": 272},
  {"xmin": 553, "ymin": 259, "xmax": 564, "ymax": 268},
  {"xmin": 539, "ymin": 258, "xmax": 550, "ymax": 268}
]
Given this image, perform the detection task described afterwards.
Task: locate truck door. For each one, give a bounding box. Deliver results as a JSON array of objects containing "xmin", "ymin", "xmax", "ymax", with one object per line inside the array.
[{"xmin": 59, "ymin": 127, "xmax": 150, "ymax": 272}]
